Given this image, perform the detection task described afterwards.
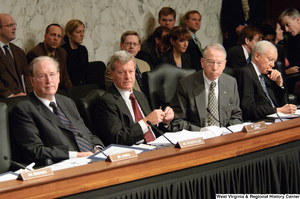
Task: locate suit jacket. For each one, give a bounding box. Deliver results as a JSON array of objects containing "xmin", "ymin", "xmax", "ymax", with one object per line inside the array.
[
  {"xmin": 158, "ymin": 50, "xmax": 191, "ymax": 69},
  {"xmin": 136, "ymin": 41, "xmax": 159, "ymax": 70},
  {"xmin": 0, "ymin": 43, "xmax": 32, "ymax": 98},
  {"xmin": 61, "ymin": 41, "xmax": 89, "ymax": 86},
  {"xmin": 185, "ymin": 38, "xmax": 203, "ymax": 71},
  {"xmin": 9, "ymin": 92, "xmax": 103, "ymax": 163},
  {"xmin": 236, "ymin": 63, "xmax": 288, "ymax": 121},
  {"xmin": 105, "ymin": 58, "xmax": 151, "ymax": 91},
  {"xmin": 26, "ymin": 42, "xmax": 73, "ymax": 90},
  {"xmin": 95, "ymin": 84, "xmax": 164, "ymax": 146},
  {"xmin": 170, "ymin": 70, "xmax": 242, "ymax": 131},
  {"xmin": 221, "ymin": 0, "xmax": 265, "ymax": 48},
  {"xmin": 226, "ymin": 45, "xmax": 247, "ymax": 70}
]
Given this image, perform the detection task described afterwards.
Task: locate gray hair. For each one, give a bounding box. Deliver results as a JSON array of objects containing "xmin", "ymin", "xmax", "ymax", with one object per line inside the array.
[
  {"xmin": 203, "ymin": 43, "xmax": 227, "ymax": 58},
  {"xmin": 29, "ymin": 56, "xmax": 60, "ymax": 76},
  {"xmin": 108, "ymin": 50, "xmax": 136, "ymax": 71},
  {"xmin": 278, "ymin": 8, "xmax": 300, "ymax": 23},
  {"xmin": 251, "ymin": 40, "xmax": 277, "ymax": 60}
]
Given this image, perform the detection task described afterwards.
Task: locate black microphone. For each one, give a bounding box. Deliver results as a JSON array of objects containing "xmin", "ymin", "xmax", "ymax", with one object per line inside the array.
[
  {"xmin": 206, "ymin": 108, "xmax": 234, "ymax": 133},
  {"xmin": 78, "ymin": 132, "xmax": 107, "ymax": 157},
  {"xmin": 264, "ymin": 96, "xmax": 283, "ymax": 122},
  {"xmin": 4, "ymin": 156, "xmax": 27, "ymax": 170},
  {"xmin": 146, "ymin": 121, "xmax": 175, "ymax": 145}
]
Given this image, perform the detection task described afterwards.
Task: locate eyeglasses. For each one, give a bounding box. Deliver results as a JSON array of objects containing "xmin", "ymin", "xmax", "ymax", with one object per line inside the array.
[
  {"xmin": 205, "ymin": 59, "xmax": 225, "ymax": 67},
  {"xmin": 123, "ymin": 42, "xmax": 139, "ymax": 47},
  {"xmin": 34, "ymin": 73, "xmax": 58, "ymax": 81},
  {"xmin": 0, "ymin": 23, "xmax": 17, "ymax": 28}
]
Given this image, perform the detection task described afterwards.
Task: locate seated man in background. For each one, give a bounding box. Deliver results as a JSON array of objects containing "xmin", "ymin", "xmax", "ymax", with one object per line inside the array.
[
  {"xmin": 0, "ymin": 13, "xmax": 32, "ymax": 98},
  {"xmin": 226, "ymin": 26, "xmax": 263, "ymax": 72},
  {"xmin": 136, "ymin": 26, "xmax": 170, "ymax": 69},
  {"xmin": 170, "ymin": 43, "xmax": 242, "ymax": 131},
  {"xmin": 26, "ymin": 23, "xmax": 73, "ymax": 91},
  {"xmin": 105, "ymin": 31, "xmax": 150, "ymax": 92},
  {"xmin": 96, "ymin": 50, "xmax": 174, "ymax": 146},
  {"xmin": 146, "ymin": 7, "xmax": 176, "ymax": 44},
  {"xmin": 10, "ymin": 56, "xmax": 104, "ymax": 163},
  {"xmin": 236, "ymin": 40, "xmax": 296, "ymax": 121},
  {"xmin": 183, "ymin": 10, "xmax": 203, "ymax": 71}
]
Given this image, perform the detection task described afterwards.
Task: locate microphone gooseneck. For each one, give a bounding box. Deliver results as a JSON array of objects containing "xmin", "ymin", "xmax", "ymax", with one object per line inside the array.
[{"xmin": 206, "ymin": 108, "xmax": 234, "ymax": 133}]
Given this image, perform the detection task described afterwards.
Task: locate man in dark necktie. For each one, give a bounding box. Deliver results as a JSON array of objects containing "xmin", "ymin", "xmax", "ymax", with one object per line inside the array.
[
  {"xmin": 26, "ymin": 23, "xmax": 73, "ymax": 91},
  {"xmin": 96, "ymin": 50, "xmax": 174, "ymax": 146},
  {"xmin": 170, "ymin": 43, "xmax": 243, "ymax": 131},
  {"xmin": 0, "ymin": 13, "xmax": 32, "ymax": 98},
  {"xmin": 10, "ymin": 56, "xmax": 104, "ymax": 164},
  {"xmin": 105, "ymin": 31, "xmax": 151, "ymax": 92},
  {"xmin": 236, "ymin": 40, "xmax": 297, "ymax": 121}
]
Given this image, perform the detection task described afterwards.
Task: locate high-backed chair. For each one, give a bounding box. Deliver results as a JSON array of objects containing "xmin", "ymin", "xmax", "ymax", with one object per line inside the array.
[
  {"xmin": 88, "ymin": 61, "xmax": 106, "ymax": 90},
  {"xmin": 0, "ymin": 102, "xmax": 11, "ymax": 173},
  {"xmin": 67, "ymin": 84, "xmax": 99, "ymax": 103},
  {"xmin": 142, "ymin": 63, "xmax": 196, "ymax": 110},
  {"xmin": 76, "ymin": 89, "xmax": 106, "ymax": 135}
]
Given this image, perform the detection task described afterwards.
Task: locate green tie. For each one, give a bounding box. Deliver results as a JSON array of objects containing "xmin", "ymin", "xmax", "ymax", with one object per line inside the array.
[
  {"xmin": 208, "ymin": 81, "xmax": 219, "ymax": 126},
  {"xmin": 194, "ymin": 37, "xmax": 203, "ymax": 55}
]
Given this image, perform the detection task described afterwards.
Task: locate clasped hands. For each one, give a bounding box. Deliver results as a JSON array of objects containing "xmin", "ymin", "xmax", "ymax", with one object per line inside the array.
[{"xmin": 143, "ymin": 106, "xmax": 174, "ymax": 126}]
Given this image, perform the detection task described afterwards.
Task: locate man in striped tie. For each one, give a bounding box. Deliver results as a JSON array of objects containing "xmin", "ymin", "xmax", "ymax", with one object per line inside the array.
[
  {"xmin": 236, "ymin": 40, "xmax": 297, "ymax": 121},
  {"xmin": 95, "ymin": 50, "xmax": 174, "ymax": 146},
  {"xmin": 10, "ymin": 56, "xmax": 104, "ymax": 164}
]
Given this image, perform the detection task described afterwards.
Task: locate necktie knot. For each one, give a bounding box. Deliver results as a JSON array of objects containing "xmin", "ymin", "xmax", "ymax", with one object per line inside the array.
[
  {"xmin": 129, "ymin": 93, "xmax": 135, "ymax": 101},
  {"xmin": 210, "ymin": 81, "xmax": 216, "ymax": 90},
  {"xmin": 49, "ymin": 101, "xmax": 56, "ymax": 108},
  {"xmin": 3, "ymin": 45, "xmax": 8, "ymax": 49}
]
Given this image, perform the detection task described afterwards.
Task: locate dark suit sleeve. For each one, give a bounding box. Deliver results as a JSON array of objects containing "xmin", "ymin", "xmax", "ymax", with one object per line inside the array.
[
  {"xmin": 170, "ymin": 80, "xmax": 202, "ymax": 131},
  {"xmin": 10, "ymin": 104, "xmax": 69, "ymax": 162},
  {"xmin": 237, "ymin": 68, "xmax": 284, "ymax": 121},
  {"xmin": 226, "ymin": 46, "xmax": 246, "ymax": 70},
  {"xmin": 95, "ymin": 97, "xmax": 145, "ymax": 146}
]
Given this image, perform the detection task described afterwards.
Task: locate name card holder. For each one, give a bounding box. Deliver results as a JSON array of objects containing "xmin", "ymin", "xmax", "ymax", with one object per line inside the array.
[
  {"xmin": 175, "ymin": 137, "xmax": 205, "ymax": 149},
  {"xmin": 17, "ymin": 167, "xmax": 53, "ymax": 181},
  {"xmin": 106, "ymin": 150, "xmax": 138, "ymax": 162},
  {"xmin": 242, "ymin": 121, "xmax": 267, "ymax": 133}
]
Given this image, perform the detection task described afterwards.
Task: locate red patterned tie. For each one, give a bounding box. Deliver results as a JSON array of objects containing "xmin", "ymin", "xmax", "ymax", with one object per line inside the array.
[{"xmin": 129, "ymin": 93, "xmax": 155, "ymax": 143}]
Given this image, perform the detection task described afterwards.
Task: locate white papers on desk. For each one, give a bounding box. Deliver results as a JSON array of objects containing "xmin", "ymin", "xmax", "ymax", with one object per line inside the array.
[
  {"xmin": 89, "ymin": 144, "xmax": 152, "ymax": 161},
  {"xmin": 48, "ymin": 157, "xmax": 92, "ymax": 172},
  {"xmin": 0, "ymin": 171, "xmax": 18, "ymax": 182},
  {"xmin": 267, "ymin": 109, "xmax": 300, "ymax": 119},
  {"xmin": 149, "ymin": 123, "xmax": 253, "ymax": 146}
]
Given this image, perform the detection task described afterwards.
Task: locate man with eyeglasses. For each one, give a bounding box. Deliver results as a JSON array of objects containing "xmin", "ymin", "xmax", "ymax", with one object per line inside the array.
[
  {"xmin": 105, "ymin": 31, "xmax": 150, "ymax": 91},
  {"xmin": 170, "ymin": 43, "xmax": 242, "ymax": 131},
  {"xmin": 10, "ymin": 56, "xmax": 104, "ymax": 164},
  {"xmin": 26, "ymin": 23, "xmax": 73, "ymax": 92},
  {"xmin": 0, "ymin": 13, "xmax": 32, "ymax": 98},
  {"xmin": 236, "ymin": 40, "xmax": 296, "ymax": 121}
]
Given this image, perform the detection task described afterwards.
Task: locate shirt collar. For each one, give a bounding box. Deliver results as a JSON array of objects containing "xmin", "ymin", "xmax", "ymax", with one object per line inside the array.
[
  {"xmin": 251, "ymin": 62, "xmax": 262, "ymax": 77},
  {"xmin": 114, "ymin": 83, "xmax": 133, "ymax": 102},
  {"xmin": 241, "ymin": 45, "xmax": 249, "ymax": 60},
  {"xmin": 33, "ymin": 91, "xmax": 57, "ymax": 107}
]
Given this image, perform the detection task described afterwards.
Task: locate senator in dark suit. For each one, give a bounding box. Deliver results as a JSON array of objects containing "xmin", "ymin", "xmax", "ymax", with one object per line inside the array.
[
  {"xmin": 26, "ymin": 24, "xmax": 73, "ymax": 91},
  {"xmin": 236, "ymin": 41, "xmax": 296, "ymax": 121},
  {"xmin": 95, "ymin": 50, "xmax": 174, "ymax": 146},
  {"xmin": 170, "ymin": 43, "xmax": 242, "ymax": 131},
  {"xmin": 10, "ymin": 56, "xmax": 103, "ymax": 163},
  {"xmin": 0, "ymin": 13, "xmax": 32, "ymax": 98}
]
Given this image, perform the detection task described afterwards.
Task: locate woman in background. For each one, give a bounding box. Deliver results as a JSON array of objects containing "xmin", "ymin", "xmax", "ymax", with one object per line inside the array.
[
  {"xmin": 158, "ymin": 26, "xmax": 192, "ymax": 68},
  {"xmin": 61, "ymin": 19, "xmax": 89, "ymax": 86}
]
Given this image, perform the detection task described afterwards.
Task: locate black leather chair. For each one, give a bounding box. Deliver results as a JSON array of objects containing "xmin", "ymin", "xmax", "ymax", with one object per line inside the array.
[
  {"xmin": 0, "ymin": 102, "xmax": 11, "ymax": 173},
  {"xmin": 67, "ymin": 84, "xmax": 99, "ymax": 103},
  {"xmin": 88, "ymin": 61, "xmax": 106, "ymax": 90},
  {"xmin": 76, "ymin": 89, "xmax": 106, "ymax": 135},
  {"xmin": 142, "ymin": 63, "xmax": 196, "ymax": 110}
]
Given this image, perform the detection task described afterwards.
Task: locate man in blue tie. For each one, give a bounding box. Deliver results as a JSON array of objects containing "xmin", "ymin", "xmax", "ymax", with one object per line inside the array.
[
  {"xmin": 10, "ymin": 56, "xmax": 104, "ymax": 164},
  {"xmin": 236, "ymin": 40, "xmax": 297, "ymax": 121}
]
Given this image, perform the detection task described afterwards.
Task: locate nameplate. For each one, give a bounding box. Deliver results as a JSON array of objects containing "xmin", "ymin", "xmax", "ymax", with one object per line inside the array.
[
  {"xmin": 175, "ymin": 137, "xmax": 205, "ymax": 149},
  {"xmin": 17, "ymin": 167, "xmax": 53, "ymax": 181},
  {"xmin": 242, "ymin": 121, "xmax": 267, "ymax": 133},
  {"xmin": 106, "ymin": 150, "xmax": 137, "ymax": 162}
]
